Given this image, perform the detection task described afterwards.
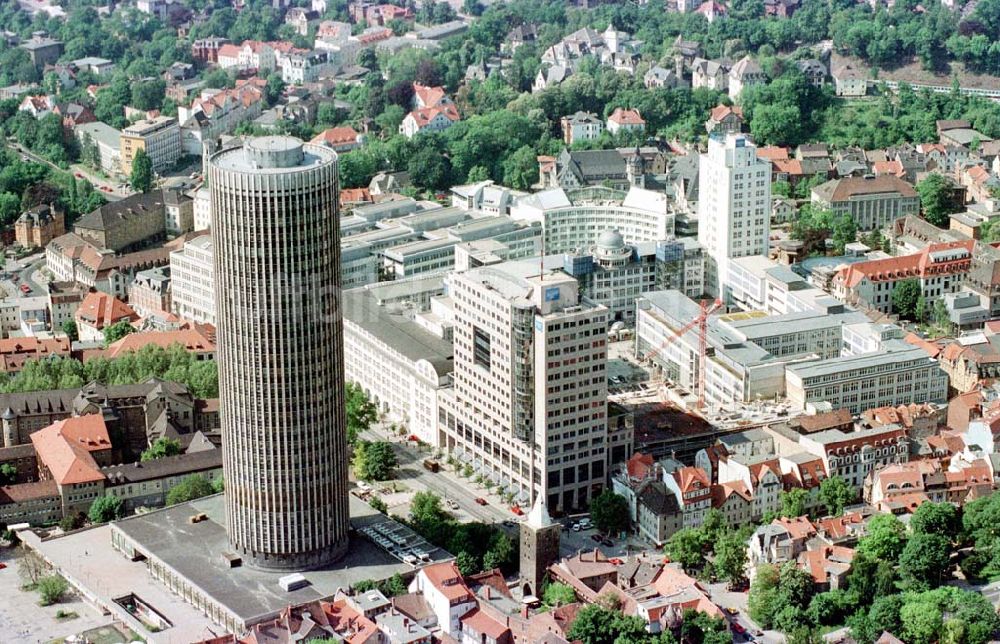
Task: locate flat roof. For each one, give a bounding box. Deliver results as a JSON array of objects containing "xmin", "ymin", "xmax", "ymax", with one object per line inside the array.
[
  {"xmin": 74, "ymin": 121, "xmax": 121, "ymax": 149},
  {"xmin": 111, "ymin": 494, "xmax": 420, "ymax": 624},
  {"xmin": 342, "ymin": 288, "xmax": 453, "ymax": 374},
  {"xmin": 787, "ymin": 341, "xmax": 933, "ymax": 379}
]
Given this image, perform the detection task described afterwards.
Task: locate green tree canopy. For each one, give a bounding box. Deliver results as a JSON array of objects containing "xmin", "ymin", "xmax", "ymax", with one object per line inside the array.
[
  {"xmin": 88, "ymin": 494, "xmax": 125, "ymax": 524},
  {"xmin": 818, "ymin": 476, "xmax": 854, "ymax": 517},
  {"xmin": 857, "ymin": 513, "xmax": 907, "ymax": 562},
  {"xmin": 352, "ymin": 440, "xmax": 398, "ymax": 482},
  {"xmin": 166, "ymin": 474, "xmax": 215, "ymax": 505},
  {"xmin": 129, "ymin": 148, "xmax": 154, "ymax": 194},
  {"xmin": 346, "ymin": 382, "xmax": 378, "ymax": 445},
  {"xmin": 140, "ymin": 437, "xmax": 182, "ymax": 462},
  {"xmin": 916, "ymin": 173, "xmax": 962, "ymax": 227},
  {"xmin": 543, "ymin": 581, "xmax": 577, "ymax": 607},
  {"xmin": 890, "ymin": 279, "xmax": 922, "ymax": 321},
  {"xmin": 589, "ymin": 490, "xmax": 629, "ymax": 535}
]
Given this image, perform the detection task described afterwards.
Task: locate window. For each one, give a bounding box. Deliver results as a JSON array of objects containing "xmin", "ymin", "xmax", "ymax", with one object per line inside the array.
[{"xmin": 473, "ymin": 326, "xmax": 491, "ymax": 371}]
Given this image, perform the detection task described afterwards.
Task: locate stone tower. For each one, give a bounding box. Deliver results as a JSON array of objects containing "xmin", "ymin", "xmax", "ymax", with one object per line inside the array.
[{"xmin": 519, "ymin": 496, "xmax": 561, "ymax": 597}]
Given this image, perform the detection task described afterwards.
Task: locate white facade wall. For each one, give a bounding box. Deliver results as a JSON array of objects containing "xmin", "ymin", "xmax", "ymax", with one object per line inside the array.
[
  {"xmin": 169, "ymin": 236, "xmax": 216, "ymax": 325},
  {"xmin": 696, "ymin": 134, "xmax": 771, "ymax": 298}
]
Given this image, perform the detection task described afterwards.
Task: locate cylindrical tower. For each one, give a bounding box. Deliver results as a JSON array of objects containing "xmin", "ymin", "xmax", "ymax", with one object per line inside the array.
[{"xmin": 209, "ymin": 135, "xmax": 348, "ymax": 571}]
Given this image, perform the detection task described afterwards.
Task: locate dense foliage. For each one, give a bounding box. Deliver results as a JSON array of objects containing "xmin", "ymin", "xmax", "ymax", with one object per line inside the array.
[
  {"xmin": 406, "ymin": 491, "xmax": 518, "ymax": 576},
  {"xmin": 0, "ymin": 345, "xmax": 219, "ymax": 398}
]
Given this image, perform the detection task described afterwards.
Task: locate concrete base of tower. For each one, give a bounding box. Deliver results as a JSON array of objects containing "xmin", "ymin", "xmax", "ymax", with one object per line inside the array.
[
  {"xmin": 236, "ymin": 537, "xmax": 350, "ymax": 572},
  {"xmin": 22, "ymin": 493, "xmax": 452, "ymax": 636}
]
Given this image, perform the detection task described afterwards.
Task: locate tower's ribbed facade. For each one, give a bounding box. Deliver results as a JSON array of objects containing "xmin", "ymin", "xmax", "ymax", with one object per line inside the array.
[{"xmin": 209, "ymin": 136, "xmax": 348, "ymax": 571}]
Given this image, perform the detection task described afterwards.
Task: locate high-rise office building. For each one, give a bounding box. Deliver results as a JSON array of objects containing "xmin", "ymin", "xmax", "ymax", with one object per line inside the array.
[
  {"xmin": 209, "ymin": 136, "xmax": 348, "ymax": 571},
  {"xmin": 438, "ymin": 265, "xmax": 610, "ymax": 513},
  {"xmin": 696, "ymin": 133, "xmax": 771, "ymax": 297}
]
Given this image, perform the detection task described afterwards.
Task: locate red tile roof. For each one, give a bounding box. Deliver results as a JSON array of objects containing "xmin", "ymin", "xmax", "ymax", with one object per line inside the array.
[
  {"xmin": 709, "ymin": 104, "xmax": 743, "ymax": 122},
  {"xmin": 461, "ymin": 609, "xmax": 511, "ymax": 640},
  {"xmin": 407, "ymin": 104, "xmax": 460, "ymax": 127},
  {"xmin": 76, "ymin": 291, "xmax": 138, "ymax": 330},
  {"xmin": 99, "ymin": 328, "xmax": 216, "ymax": 360},
  {"xmin": 608, "ymin": 107, "xmax": 645, "ymax": 126},
  {"xmin": 311, "ymin": 126, "xmax": 360, "ymax": 147},
  {"xmin": 421, "ymin": 562, "xmax": 473, "ymax": 603},
  {"xmin": 626, "ymin": 452, "xmax": 655, "ymax": 479},
  {"xmin": 756, "ymin": 145, "xmax": 790, "ymax": 161},
  {"xmin": 413, "ymin": 83, "xmax": 449, "ymax": 109},
  {"xmin": 30, "ymin": 416, "xmax": 110, "ymax": 486},
  {"xmin": 835, "ymin": 240, "xmax": 974, "ymax": 288}
]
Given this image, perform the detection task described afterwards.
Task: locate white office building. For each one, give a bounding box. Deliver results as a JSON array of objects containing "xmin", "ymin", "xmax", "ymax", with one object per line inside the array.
[
  {"xmin": 510, "ymin": 186, "xmax": 675, "ymax": 254},
  {"xmin": 785, "ymin": 340, "xmax": 948, "ymax": 415},
  {"xmin": 343, "ymin": 278, "xmax": 453, "ymax": 445},
  {"xmin": 169, "ymin": 234, "xmax": 215, "ymax": 325},
  {"xmin": 438, "ymin": 265, "xmax": 609, "ymax": 512},
  {"xmin": 696, "ymin": 133, "xmax": 772, "ymax": 298},
  {"xmin": 636, "ymin": 290, "xmax": 869, "ymax": 408}
]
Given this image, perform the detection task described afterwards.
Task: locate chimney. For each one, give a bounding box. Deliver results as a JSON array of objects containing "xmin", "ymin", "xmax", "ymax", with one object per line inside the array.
[{"xmin": 521, "ymin": 604, "xmax": 529, "ymax": 618}]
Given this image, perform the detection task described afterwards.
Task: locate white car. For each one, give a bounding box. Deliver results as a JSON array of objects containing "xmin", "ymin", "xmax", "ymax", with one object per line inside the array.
[{"xmin": 571, "ymin": 523, "xmax": 581, "ymax": 532}]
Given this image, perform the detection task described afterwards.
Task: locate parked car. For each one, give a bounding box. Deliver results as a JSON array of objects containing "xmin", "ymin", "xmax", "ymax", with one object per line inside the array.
[
  {"xmin": 590, "ymin": 534, "xmax": 603, "ymax": 543},
  {"xmin": 19, "ymin": 284, "xmax": 30, "ymax": 294},
  {"xmin": 571, "ymin": 523, "xmax": 581, "ymax": 532},
  {"xmin": 725, "ymin": 607, "xmax": 738, "ymax": 616},
  {"xmin": 601, "ymin": 537, "xmax": 614, "ymax": 547},
  {"xmin": 445, "ymin": 499, "xmax": 459, "ymax": 510},
  {"xmin": 732, "ymin": 623, "xmax": 745, "ymax": 635},
  {"xmin": 609, "ymin": 557, "xmax": 624, "ymax": 565}
]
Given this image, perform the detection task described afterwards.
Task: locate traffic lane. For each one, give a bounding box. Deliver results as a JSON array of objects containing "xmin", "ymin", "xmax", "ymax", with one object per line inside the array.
[{"xmin": 359, "ymin": 428, "xmax": 510, "ymax": 525}]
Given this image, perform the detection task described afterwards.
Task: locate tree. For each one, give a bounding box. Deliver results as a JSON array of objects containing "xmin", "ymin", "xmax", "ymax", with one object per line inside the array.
[
  {"xmin": 455, "ymin": 550, "xmax": 480, "ymax": 575},
  {"xmin": 88, "ymin": 494, "xmax": 125, "ymax": 523},
  {"xmin": 0, "ymin": 463, "xmax": 16, "ymax": 485},
  {"xmin": 831, "ymin": 214, "xmax": 858, "ymax": 255},
  {"xmin": 407, "ymin": 145, "xmax": 452, "ymax": 192},
  {"xmin": 917, "ymin": 173, "xmax": 961, "ymax": 227},
  {"xmin": 483, "ymin": 531, "xmax": 516, "ymax": 573},
  {"xmin": 779, "ymin": 487, "xmax": 808, "ymax": 518},
  {"xmin": 129, "ymin": 148, "xmax": 154, "ymax": 194},
  {"xmin": 36, "ymin": 575, "xmax": 68, "ymax": 606},
  {"xmin": 567, "ymin": 600, "xmax": 650, "ymax": 644},
  {"xmin": 17, "ymin": 547, "xmax": 47, "ymax": 587},
  {"xmin": 818, "ymin": 476, "xmax": 854, "ymax": 517},
  {"xmin": 857, "ymin": 513, "xmax": 907, "ymax": 562},
  {"xmin": 369, "ymin": 496, "xmax": 387, "ymax": 513},
  {"xmin": 346, "ymin": 382, "xmax": 378, "ymax": 444},
  {"xmin": 910, "ymin": 501, "xmax": 960, "ymax": 538},
  {"xmin": 141, "ymin": 437, "xmax": 182, "ymax": 462},
  {"xmin": 543, "ymin": 581, "xmax": 576, "ymax": 607},
  {"xmin": 590, "ymin": 490, "xmax": 629, "ymax": 535},
  {"xmin": 714, "ymin": 530, "xmax": 749, "ymax": 588},
  {"xmin": 749, "ymin": 564, "xmax": 783, "ymax": 628},
  {"xmin": 891, "ymin": 279, "xmax": 921, "ymax": 320},
  {"xmin": 265, "ymin": 73, "xmax": 285, "ymax": 107},
  {"xmin": 666, "ymin": 528, "xmax": 706, "ymax": 570},
  {"xmin": 352, "ymin": 440, "xmax": 398, "ymax": 481},
  {"xmin": 60, "ymin": 319, "xmax": 78, "ymax": 342},
  {"xmin": 899, "ymin": 532, "xmax": 952, "ymax": 590},
  {"xmin": 409, "ymin": 490, "xmax": 448, "ymax": 536},
  {"xmin": 501, "ymin": 145, "xmax": 539, "ymax": 190},
  {"xmin": 166, "ymin": 474, "xmax": 215, "ymax": 505}
]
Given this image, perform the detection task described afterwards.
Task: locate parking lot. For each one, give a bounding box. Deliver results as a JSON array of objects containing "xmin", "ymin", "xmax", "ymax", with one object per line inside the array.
[{"xmin": 353, "ymin": 508, "xmax": 451, "ymax": 569}]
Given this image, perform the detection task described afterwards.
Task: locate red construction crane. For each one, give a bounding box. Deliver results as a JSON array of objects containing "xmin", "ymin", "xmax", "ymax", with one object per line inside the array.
[{"xmin": 642, "ymin": 298, "xmax": 723, "ymax": 409}]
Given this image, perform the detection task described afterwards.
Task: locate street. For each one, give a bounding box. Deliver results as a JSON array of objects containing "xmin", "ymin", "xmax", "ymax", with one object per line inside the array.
[
  {"xmin": 359, "ymin": 422, "xmax": 656, "ymax": 559},
  {"xmin": 2, "ymin": 251, "xmax": 47, "ymax": 299},
  {"xmin": 704, "ymin": 581, "xmax": 785, "ymax": 644},
  {"xmin": 6, "ymin": 141, "xmax": 125, "ymax": 201}
]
